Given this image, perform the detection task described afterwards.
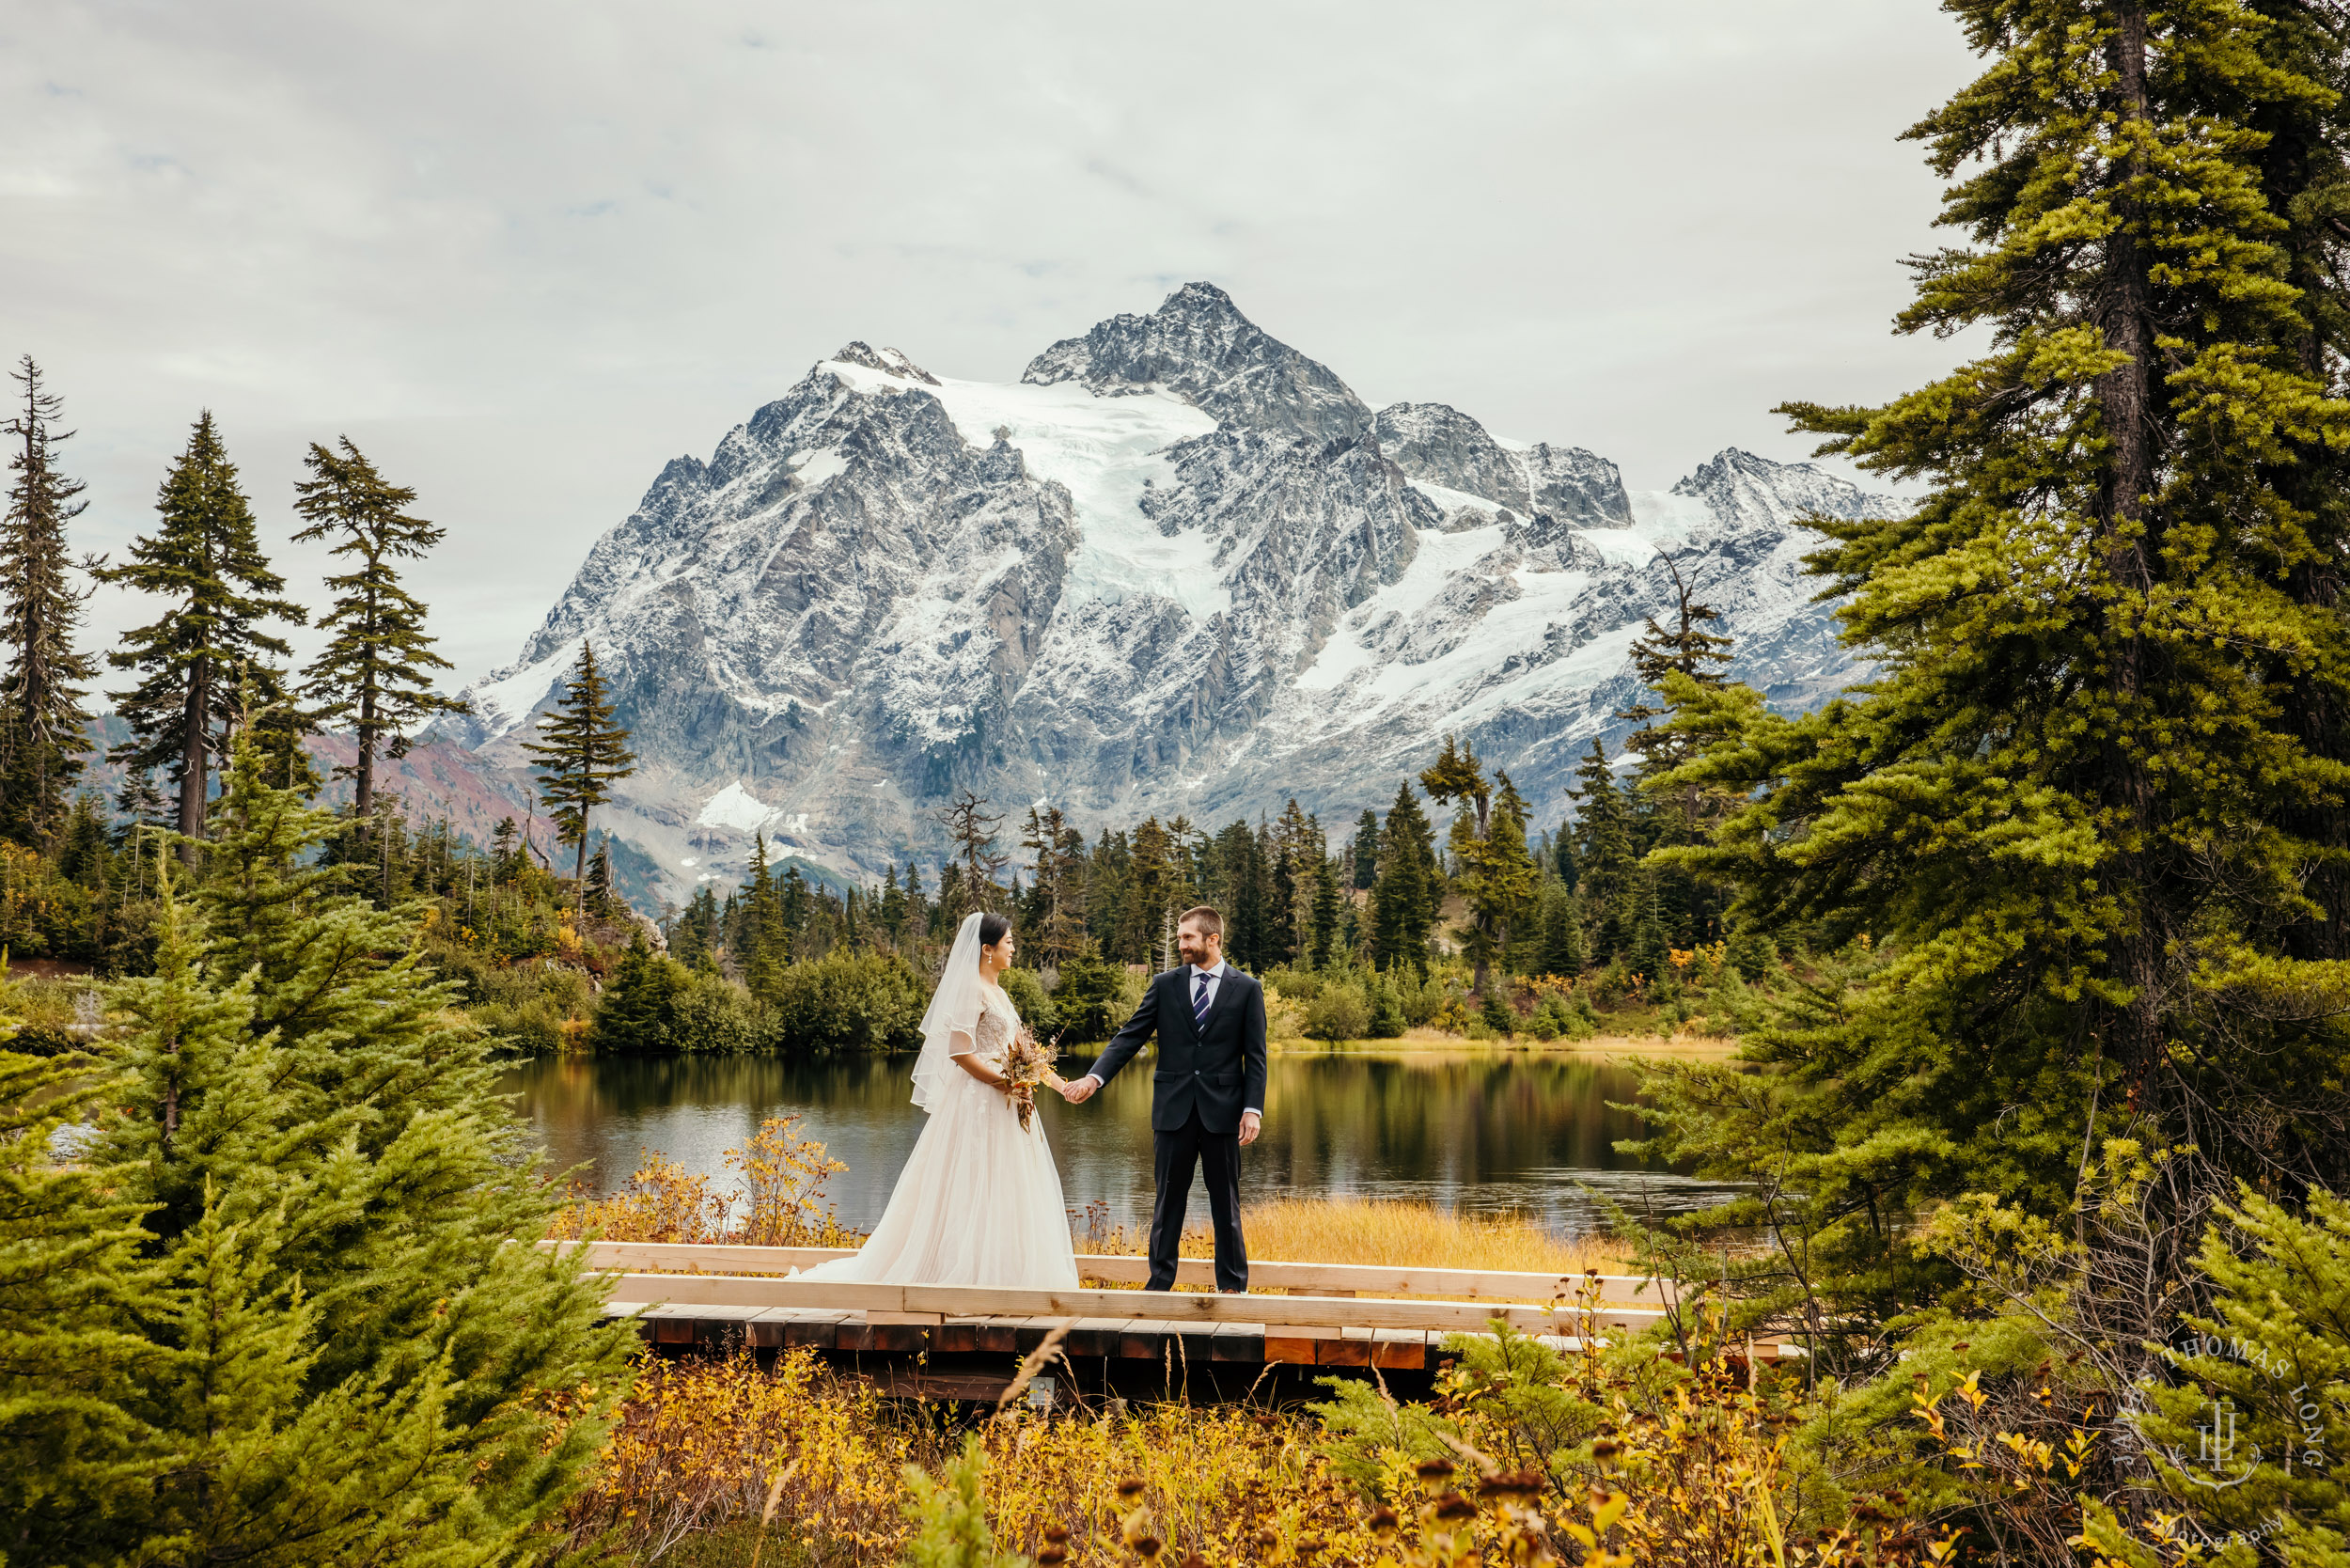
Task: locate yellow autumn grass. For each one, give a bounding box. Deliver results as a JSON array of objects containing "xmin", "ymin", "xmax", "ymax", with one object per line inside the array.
[{"xmin": 1212, "ymin": 1197, "xmax": 1624, "ymax": 1277}]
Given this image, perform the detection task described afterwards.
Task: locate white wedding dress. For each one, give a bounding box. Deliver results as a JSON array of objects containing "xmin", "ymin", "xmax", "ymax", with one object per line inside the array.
[{"xmin": 794, "ymin": 917, "xmax": 1080, "ymax": 1290}]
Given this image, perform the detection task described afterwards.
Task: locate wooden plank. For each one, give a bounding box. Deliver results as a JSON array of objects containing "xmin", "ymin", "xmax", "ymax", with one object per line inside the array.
[
  {"xmin": 1119, "ymin": 1322, "xmax": 1171, "ymax": 1360},
  {"xmin": 1212, "ymin": 1323, "xmax": 1266, "ymax": 1363},
  {"xmin": 1264, "ymin": 1332, "xmax": 1316, "ymax": 1364},
  {"xmin": 869, "ymin": 1321, "xmax": 930, "ymax": 1354},
  {"xmin": 548, "ymin": 1241, "xmax": 1692, "ymax": 1307},
  {"xmin": 1371, "ymin": 1328, "xmax": 1427, "ymax": 1371},
  {"xmin": 786, "ymin": 1311, "xmax": 850, "ymax": 1349},
  {"xmin": 584, "ymin": 1269, "xmax": 1671, "ymax": 1338},
  {"xmin": 869, "ymin": 1310, "xmax": 944, "ymax": 1326},
  {"xmin": 972, "ymin": 1317, "xmax": 1021, "ymax": 1355},
  {"xmin": 1064, "ymin": 1317, "xmax": 1134, "ymax": 1357},
  {"xmin": 932, "ymin": 1318, "xmax": 982, "ymax": 1354}
]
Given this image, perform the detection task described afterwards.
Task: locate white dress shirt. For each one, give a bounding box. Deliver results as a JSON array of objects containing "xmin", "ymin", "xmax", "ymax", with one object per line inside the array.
[{"xmin": 1081, "ymin": 960, "xmax": 1261, "ymax": 1118}]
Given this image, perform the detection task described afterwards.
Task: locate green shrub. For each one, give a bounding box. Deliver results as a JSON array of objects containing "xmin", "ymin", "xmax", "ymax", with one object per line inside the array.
[
  {"xmin": 666, "ymin": 971, "xmax": 767, "ymax": 1052},
  {"xmin": 1480, "ymin": 986, "xmax": 1515, "ymax": 1036},
  {"xmin": 997, "ymin": 966, "xmax": 1058, "ymax": 1038},
  {"xmin": 1261, "ymin": 964, "xmax": 1323, "ymax": 1002},
  {"xmin": 1366, "ymin": 969, "xmax": 1407, "ymax": 1039},
  {"xmin": 768, "ymin": 950, "xmax": 927, "ymax": 1056},
  {"xmin": 1303, "ymin": 977, "xmax": 1371, "ymax": 1042},
  {"xmin": 1394, "ymin": 966, "xmax": 1444, "ymax": 1027},
  {"xmin": 1049, "ymin": 941, "xmax": 1124, "ymax": 1043}
]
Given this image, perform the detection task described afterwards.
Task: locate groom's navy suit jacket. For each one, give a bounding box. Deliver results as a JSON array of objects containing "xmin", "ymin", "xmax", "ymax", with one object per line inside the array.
[{"xmin": 1088, "ymin": 965, "xmax": 1270, "ymax": 1135}]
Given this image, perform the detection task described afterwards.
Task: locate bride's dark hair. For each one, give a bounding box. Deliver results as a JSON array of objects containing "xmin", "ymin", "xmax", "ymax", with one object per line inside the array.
[{"xmin": 977, "ymin": 912, "xmax": 1012, "ymax": 956}]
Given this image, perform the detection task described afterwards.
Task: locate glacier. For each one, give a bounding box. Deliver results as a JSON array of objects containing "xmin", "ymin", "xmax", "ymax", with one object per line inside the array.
[{"xmin": 457, "ymin": 282, "xmax": 1899, "ymax": 906}]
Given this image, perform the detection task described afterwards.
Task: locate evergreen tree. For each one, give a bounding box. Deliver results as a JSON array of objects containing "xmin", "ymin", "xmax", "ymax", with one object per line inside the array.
[
  {"xmin": 1422, "ymin": 735, "xmax": 1539, "ymax": 992},
  {"xmin": 1308, "ymin": 851, "xmax": 1342, "ymax": 969},
  {"xmin": 1645, "ymin": 1, "xmax": 2350, "ymax": 1269},
  {"xmin": 1370, "ymin": 781, "xmax": 1437, "ymax": 974},
  {"xmin": 1352, "ymin": 807, "xmax": 1381, "ymax": 889},
  {"xmin": 55, "ymin": 789, "xmax": 108, "ymax": 888},
  {"xmin": 1365, "ymin": 966, "xmax": 1407, "ymax": 1039},
  {"xmin": 99, "ymin": 412, "xmax": 305, "ymax": 851},
  {"xmin": 937, "ymin": 789, "xmax": 1008, "ymax": 913},
  {"xmin": 0, "ymin": 356, "xmax": 100, "ymax": 846},
  {"xmin": 0, "ymin": 972, "xmax": 154, "ymax": 1553},
  {"xmin": 593, "ymin": 928, "xmax": 682, "ymax": 1052},
  {"xmin": 737, "ymin": 833, "xmax": 788, "ymax": 996},
  {"xmin": 111, "ymin": 767, "xmax": 169, "ymax": 847},
  {"xmin": 1537, "ymin": 881, "xmax": 1587, "ymax": 979},
  {"xmin": 587, "ymin": 837, "xmax": 618, "ymax": 918},
  {"xmin": 290, "ymin": 438, "xmax": 470, "ymax": 823},
  {"xmin": 521, "ymin": 639, "xmax": 636, "ymax": 921},
  {"xmin": 669, "ymin": 885, "xmax": 721, "ymax": 970},
  {"xmin": 1123, "ymin": 817, "xmax": 1182, "ymax": 968},
  {"xmin": 1616, "ymin": 554, "xmax": 1733, "ymax": 782},
  {"xmin": 1569, "ymin": 740, "xmax": 1635, "ymax": 962},
  {"xmin": 42, "ymin": 729, "xmax": 634, "ymax": 1562},
  {"xmin": 1050, "ymin": 938, "xmax": 1124, "ymax": 1042}
]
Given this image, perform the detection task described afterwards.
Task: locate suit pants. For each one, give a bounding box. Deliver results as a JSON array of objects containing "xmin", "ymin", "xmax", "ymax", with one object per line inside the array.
[{"xmin": 1148, "ymin": 1105, "xmax": 1246, "ymax": 1293}]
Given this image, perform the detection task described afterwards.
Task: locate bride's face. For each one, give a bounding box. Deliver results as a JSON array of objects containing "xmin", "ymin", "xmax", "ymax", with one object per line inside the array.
[{"xmin": 982, "ymin": 930, "xmax": 1015, "ymax": 970}]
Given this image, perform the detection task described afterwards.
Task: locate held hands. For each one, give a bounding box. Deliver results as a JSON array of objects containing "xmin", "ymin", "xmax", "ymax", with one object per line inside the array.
[{"xmin": 1058, "ymin": 1075, "xmax": 1098, "ymax": 1104}]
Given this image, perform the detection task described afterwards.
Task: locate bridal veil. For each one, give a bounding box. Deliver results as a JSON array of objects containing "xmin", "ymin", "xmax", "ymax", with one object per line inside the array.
[{"xmin": 909, "ymin": 910, "xmax": 986, "ymax": 1112}]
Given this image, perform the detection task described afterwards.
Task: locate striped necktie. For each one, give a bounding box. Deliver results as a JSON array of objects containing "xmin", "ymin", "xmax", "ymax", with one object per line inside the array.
[{"xmin": 1192, "ymin": 972, "xmax": 1213, "ymax": 1028}]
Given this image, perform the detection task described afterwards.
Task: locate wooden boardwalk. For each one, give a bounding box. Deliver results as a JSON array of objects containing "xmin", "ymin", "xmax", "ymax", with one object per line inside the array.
[{"xmin": 550, "ymin": 1242, "xmax": 1795, "ymax": 1382}]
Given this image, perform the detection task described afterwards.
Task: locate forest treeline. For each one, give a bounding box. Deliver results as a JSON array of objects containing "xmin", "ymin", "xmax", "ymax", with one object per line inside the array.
[{"xmin": 597, "ymin": 556, "xmax": 1757, "ymax": 1053}]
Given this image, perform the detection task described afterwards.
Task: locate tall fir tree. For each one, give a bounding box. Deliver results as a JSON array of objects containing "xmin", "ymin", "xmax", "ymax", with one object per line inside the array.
[
  {"xmin": 0, "ymin": 356, "xmax": 101, "ymax": 846},
  {"xmin": 1352, "ymin": 807, "xmax": 1381, "ymax": 889},
  {"xmin": 937, "ymin": 789, "xmax": 1008, "ymax": 913},
  {"xmin": 100, "ymin": 412, "xmax": 305, "ymax": 852},
  {"xmin": 1569, "ymin": 740, "xmax": 1636, "ymax": 963},
  {"xmin": 1308, "ymin": 850, "xmax": 1342, "ymax": 969},
  {"xmin": 1642, "ymin": 0, "xmax": 2350, "ymax": 1301},
  {"xmin": 1537, "ymin": 880, "xmax": 1588, "ymax": 979},
  {"xmin": 520, "ymin": 639, "xmax": 636, "ymax": 921},
  {"xmin": 1371, "ymin": 780, "xmax": 1438, "ymax": 975},
  {"xmin": 1421, "ymin": 734, "xmax": 1539, "ymax": 993},
  {"xmin": 290, "ymin": 438, "xmax": 470, "ymax": 824}
]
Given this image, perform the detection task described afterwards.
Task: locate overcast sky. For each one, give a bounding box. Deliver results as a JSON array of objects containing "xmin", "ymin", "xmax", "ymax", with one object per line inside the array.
[{"xmin": 3, "ymin": 2, "xmax": 1982, "ymax": 691}]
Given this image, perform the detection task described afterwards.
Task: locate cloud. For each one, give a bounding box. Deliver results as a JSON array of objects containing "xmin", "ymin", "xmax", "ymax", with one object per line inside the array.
[{"xmin": 0, "ymin": 0, "xmax": 1981, "ymax": 689}]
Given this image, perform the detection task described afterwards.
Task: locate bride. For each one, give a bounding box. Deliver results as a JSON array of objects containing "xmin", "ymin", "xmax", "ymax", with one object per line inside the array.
[{"xmin": 792, "ymin": 911, "xmax": 1082, "ymax": 1289}]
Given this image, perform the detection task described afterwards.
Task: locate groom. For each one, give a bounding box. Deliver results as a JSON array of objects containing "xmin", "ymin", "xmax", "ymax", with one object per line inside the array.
[{"xmin": 1060, "ymin": 905, "xmax": 1267, "ymax": 1293}]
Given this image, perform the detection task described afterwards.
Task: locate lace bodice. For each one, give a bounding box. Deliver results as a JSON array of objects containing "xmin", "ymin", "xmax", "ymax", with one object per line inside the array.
[{"xmin": 966, "ymin": 985, "xmax": 1020, "ymax": 1066}]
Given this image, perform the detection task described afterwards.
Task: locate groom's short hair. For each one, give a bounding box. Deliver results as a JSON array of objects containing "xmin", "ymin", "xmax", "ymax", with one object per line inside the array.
[{"xmin": 1179, "ymin": 905, "xmax": 1225, "ymax": 939}]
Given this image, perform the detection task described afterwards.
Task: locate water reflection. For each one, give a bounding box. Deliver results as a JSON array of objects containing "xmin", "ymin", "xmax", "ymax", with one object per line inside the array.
[{"xmin": 500, "ymin": 1048, "xmax": 1745, "ymax": 1238}]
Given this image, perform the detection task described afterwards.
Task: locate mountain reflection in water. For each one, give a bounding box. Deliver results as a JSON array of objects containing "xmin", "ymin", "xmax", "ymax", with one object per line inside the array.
[{"xmin": 500, "ymin": 1047, "xmax": 1747, "ymax": 1238}]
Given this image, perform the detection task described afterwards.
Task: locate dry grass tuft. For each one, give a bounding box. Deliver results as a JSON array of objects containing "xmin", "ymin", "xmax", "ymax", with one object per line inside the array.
[
  {"xmin": 1224, "ymin": 1197, "xmax": 1623, "ymax": 1276},
  {"xmin": 1077, "ymin": 1196, "xmax": 1623, "ymax": 1282}
]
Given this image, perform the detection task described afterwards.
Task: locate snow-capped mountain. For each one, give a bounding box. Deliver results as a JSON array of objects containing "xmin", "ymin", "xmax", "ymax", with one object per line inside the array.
[{"xmin": 460, "ymin": 283, "xmax": 1898, "ymax": 902}]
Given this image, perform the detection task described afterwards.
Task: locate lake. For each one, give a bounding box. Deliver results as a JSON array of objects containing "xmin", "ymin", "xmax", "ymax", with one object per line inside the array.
[{"xmin": 501, "ymin": 1043, "xmax": 1746, "ymax": 1238}]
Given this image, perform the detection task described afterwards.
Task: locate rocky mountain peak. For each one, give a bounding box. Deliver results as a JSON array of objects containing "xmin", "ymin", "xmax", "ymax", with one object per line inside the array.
[
  {"xmin": 829, "ymin": 341, "xmax": 940, "ymax": 384},
  {"xmin": 1021, "ymin": 282, "xmax": 1370, "ymax": 444},
  {"xmin": 461, "ymin": 285, "xmax": 1901, "ymax": 905}
]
